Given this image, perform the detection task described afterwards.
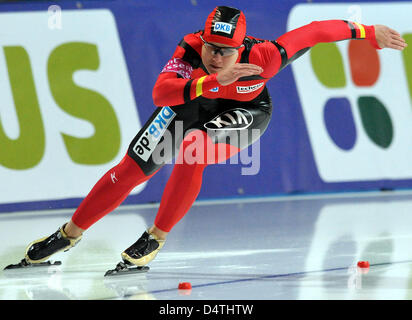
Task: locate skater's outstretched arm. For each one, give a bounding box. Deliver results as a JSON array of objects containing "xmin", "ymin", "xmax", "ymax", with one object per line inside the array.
[
  {"xmin": 269, "ymin": 20, "xmax": 407, "ymax": 74},
  {"xmin": 277, "ymin": 20, "xmax": 381, "ymax": 54}
]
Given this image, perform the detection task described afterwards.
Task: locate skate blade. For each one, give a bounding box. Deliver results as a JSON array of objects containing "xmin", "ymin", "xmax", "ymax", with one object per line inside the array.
[
  {"xmin": 3, "ymin": 259, "xmax": 62, "ymax": 271},
  {"xmin": 104, "ymin": 261, "xmax": 149, "ymax": 277}
]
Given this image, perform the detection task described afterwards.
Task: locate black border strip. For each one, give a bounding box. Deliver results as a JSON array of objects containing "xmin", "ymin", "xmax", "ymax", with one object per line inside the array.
[
  {"xmin": 183, "ymin": 79, "xmax": 193, "ymax": 103},
  {"xmin": 343, "ymin": 20, "xmax": 357, "ymax": 39}
]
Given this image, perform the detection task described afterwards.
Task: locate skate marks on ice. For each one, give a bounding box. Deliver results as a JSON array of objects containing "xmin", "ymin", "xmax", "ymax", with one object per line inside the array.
[
  {"xmin": 2, "ymin": 191, "xmax": 412, "ymax": 299},
  {"xmin": 0, "ymin": 213, "xmax": 152, "ymax": 299}
]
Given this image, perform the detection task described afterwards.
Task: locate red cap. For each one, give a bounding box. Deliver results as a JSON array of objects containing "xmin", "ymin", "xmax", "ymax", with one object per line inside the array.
[{"xmin": 203, "ymin": 6, "xmax": 246, "ymax": 47}]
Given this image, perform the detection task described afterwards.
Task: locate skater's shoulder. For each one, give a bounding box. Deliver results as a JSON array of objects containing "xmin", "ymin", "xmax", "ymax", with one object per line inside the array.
[
  {"xmin": 177, "ymin": 31, "xmax": 203, "ymax": 52},
  {"xmin": 173, "ymin": 31, "xmax": 203, "ymax": 66}
]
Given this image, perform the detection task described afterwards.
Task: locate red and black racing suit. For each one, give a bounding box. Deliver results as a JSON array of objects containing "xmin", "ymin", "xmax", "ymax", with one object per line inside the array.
[{"xmin": 72, "ymin": 20, "xmax": 380, "ymax": 232}]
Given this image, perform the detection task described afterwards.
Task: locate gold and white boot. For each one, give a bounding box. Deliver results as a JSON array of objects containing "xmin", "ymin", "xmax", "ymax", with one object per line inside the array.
[
  {"xmin": 25, "ymin": 224, "xmax": 82, "ymax": 264},
  {"xmin": 121, "ymin": 230, "xmax": 165, "ymax": 266}
]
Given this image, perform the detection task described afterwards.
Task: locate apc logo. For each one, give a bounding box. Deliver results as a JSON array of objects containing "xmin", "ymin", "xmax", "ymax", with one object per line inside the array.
[{"xmin": 289, "ymin": 3, "xmax": 412, "ymax": 182}]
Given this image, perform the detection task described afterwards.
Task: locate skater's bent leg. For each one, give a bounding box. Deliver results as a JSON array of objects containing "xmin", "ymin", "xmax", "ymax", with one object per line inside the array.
[
  {"xmin": 153, "ymin": 130, "xmax": 240, "ymax": 234},
  {"xmin": 153, "ymin": 161, "xmax": 207, "ymax": 234},
  {"xmin": 71, "ymin": 153, "xmax": 158, "ymax": 230},
  {"xmin": 122, "ymin": 131, "xmax": 242, "ymax": 267}
]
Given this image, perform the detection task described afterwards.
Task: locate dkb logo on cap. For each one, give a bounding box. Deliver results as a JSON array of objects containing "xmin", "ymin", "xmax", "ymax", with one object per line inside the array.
[
  {"xmin": 213, "ymin": 22, "xmax": 232, "ymax": 34},
  {"xmin": 203, "ymin": 6, "xmax": 246, "ymax": 47}
]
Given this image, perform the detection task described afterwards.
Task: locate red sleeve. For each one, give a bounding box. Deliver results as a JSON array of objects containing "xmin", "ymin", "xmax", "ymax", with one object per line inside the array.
[
  {"xmin": 276, "ymin": 20, "xmax": 381, "ymax": 60},
  {"xmin": 152, "ymin": 35, "xmax": 220, "ymax": 107},
  {"xmin": 246, "ymin": 40, "xmax": 282, "ymax": 79},
  {"xmin": 153, "ymin": 72, "xmax": 220, "ymax": 107},
  {"xmin": 246, "ymin": 20, "xmax": 381, "ymax": 80}
]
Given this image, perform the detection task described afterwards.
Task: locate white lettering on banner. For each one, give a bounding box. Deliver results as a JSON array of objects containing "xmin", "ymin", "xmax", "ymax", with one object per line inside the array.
[
  {"xmin": 161, "ymin": 58, "xmax": 193, "ymax": 79},
  {"xmin": 213, "ymin": 22, "xmax": 232, "ymax": 34},
  {"xmin": 133, "ymin": 106, "xmax": 176, "ymax": 161},
  {"xmin": 236, "ymin": 82, "xmax": 264, "ymax": 93}
]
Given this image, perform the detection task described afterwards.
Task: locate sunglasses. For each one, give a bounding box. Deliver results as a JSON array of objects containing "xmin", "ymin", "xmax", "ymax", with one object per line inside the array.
[{"xmin": 200, "ymin": 35, "xmax": 244, "ymax": 56}]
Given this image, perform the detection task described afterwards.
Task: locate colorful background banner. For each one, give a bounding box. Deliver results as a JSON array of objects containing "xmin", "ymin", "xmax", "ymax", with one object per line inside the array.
[{"xmin": 0, "ymin": 0, "xmax": 411, "ymax": 213}]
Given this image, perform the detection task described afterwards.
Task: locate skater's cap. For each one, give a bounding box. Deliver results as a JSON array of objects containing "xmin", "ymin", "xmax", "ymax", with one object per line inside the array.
[{"xmin": 203, "ymin": 6, "xmax": 246, "ymax": 47}]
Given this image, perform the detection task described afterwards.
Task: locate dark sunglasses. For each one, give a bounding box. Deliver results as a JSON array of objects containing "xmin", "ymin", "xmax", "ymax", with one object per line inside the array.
[{"xmin": 200, "ymin": 34, "xmax": 244, "ymax": 56}]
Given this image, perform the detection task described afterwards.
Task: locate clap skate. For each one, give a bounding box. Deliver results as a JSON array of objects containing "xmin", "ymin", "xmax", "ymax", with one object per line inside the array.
[
  {"xmin": 4, "ymin": 224, "xmax": 81, "ymax": 271},
  {"xmin": 104, "ymin": 230, "xmax": 165, "ymax": 276},
  {"xmin": 4, "ymin": 258, "xmax": 62, "ymax": 270}
]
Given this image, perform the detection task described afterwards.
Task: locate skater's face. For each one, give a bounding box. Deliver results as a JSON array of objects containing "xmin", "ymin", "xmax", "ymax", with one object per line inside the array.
[{"xmin": 200, "ymin": 36, "xmax": 240, "ymax": 74}]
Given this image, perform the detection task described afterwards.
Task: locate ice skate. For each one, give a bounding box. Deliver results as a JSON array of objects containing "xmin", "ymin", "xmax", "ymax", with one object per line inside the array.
[
  {"xmin": 104, "ymin": 230, "xmax": 165, "ymax": 276},
  {"xmin": 3, "ymin": 258, "xmax": 62, "ymax": 271},
  {"xmin": 4, "ymin": 224, "xmax": 81, "ymax": 271}
]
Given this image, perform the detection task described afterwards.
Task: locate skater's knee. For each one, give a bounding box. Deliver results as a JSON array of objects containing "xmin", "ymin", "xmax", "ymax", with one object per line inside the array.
[
  {"xmin": 113, "ymin": 153, "xmax": 155, "ymax": 185},
  {"xmin": 177, "ymin": 130, "xmax": 241, "ymax": 166}
]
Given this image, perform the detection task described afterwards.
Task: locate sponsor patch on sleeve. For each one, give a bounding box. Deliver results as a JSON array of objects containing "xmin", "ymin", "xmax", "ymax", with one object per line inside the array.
[
  {"xmin": 236, "ymin": 82, "xmax": 264, "ymax": 94},
  {"xmin": 161, "ymin": 58, "xmax": 193, "ymax": 79}
]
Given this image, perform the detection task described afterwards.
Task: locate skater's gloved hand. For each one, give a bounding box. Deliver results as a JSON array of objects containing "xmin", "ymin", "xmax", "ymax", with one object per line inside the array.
[
  {"xmin": 216, "ymin": 63, "xmax": 263, "ymax": 86},
  {"xmin": 374, "ymin": 25, "xmax": 408, "ymax": 50}
]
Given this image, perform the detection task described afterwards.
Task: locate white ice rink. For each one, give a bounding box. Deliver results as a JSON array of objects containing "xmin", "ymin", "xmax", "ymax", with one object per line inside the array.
[{"xmin": 1, "ymin": 190, "xmax": 412, "ymax": 300}]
